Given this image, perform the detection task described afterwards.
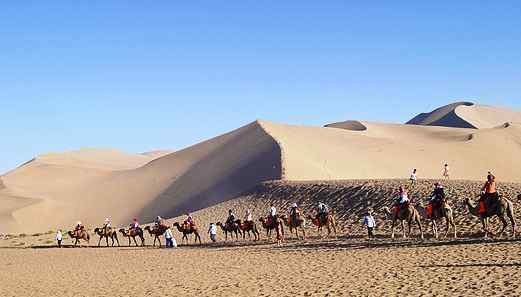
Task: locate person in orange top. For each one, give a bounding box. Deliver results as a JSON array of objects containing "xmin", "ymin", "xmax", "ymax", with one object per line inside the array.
[{"xmin": 479, "ymin": 172, "xmax": 498, "ymax": 215}]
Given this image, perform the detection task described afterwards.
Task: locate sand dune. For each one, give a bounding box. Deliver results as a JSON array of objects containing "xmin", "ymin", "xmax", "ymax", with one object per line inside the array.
[
  {"xmin": 407, "ymin": 101, "xmax": 521, "ymax": 129},
  {"xmin": 0, "ymin": 122, "xmax": 281, "ymax": 233},
  {"xmin": 1, "ymin": 103, "xmax": 520, "ymax": 234}
]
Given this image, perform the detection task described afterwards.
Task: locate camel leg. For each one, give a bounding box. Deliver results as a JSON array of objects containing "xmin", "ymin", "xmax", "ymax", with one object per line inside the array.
[
  {"xmin": 98, "ymin": 237, "xmax": 102, "ymax": 247},
  {"xmin": 302, "ymin": 227, "xmax": 306, "ymax": 240},
  {"xmin": 132, "ymin": 237, "xmax": 138, "ymax": 247},
  {"xmin": 417, "ymin": 219, "xmax": 424, "ymax": 240},
  {"xmin": 498, "ymin": 215, "xmax": 508, "ymax": 238},
  {"xmin": 508, "ymin": 207, "xmax": 517, "ymax": 238},
  {"xmin": 403, "ymin": 221, "xmax": 407, "ymax": 239},
  {"xmin": 391, "ymin": 220, "xmax": 396, "ymax": 239},
  {"xmin": 432, "ymin": 220, "xmax": 438, "ymax": 239},
  {"xmin": 481, "ymin": 217, "xmax": 491, "ymax": 238},
  {"xmin": 106, "ymin": 236, "xmax": 110, "ymax": 247}
]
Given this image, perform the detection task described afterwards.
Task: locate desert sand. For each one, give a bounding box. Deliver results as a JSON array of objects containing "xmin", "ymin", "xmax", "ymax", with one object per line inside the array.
[{"xmin": 1, "ymin": 237, "xmax": 521, "ymax": 297}]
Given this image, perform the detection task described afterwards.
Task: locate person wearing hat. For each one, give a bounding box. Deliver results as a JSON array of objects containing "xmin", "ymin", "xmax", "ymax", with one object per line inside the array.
[{"xmin": 363, "ymin": 210, "xmax": 376, "ymax": 239}]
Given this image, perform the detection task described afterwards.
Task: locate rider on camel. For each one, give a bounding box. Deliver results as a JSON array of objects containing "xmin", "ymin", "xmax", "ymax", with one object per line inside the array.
[
  {"xmin": 289, "ymin": 203, "xmax": 301, "ymax": 225},
  {"xmin": 394, "ymin": 186, "xmax": 409, "ymax": 215},
  {"xmin": 268, "ymin": 204, "xmax": 277, "ymax": 226},
  {"xmin": 226, "ymin": 209, "xmax": 236, "ymax": 228},
  {"xmin": 426, "ymin": 183, "xmax": 445, "ymax": 218},
  {"xmin": 103, "ymin": 217, "xmax": 111, "ymax": 232},
  {"xmin": 74, "ymin": 221, "xmax": 84, "ymax": 236},
  {"xmin": 317, "ymin": 201, "xmax": 329, "ymax": 224},
  {"xmin": 154, "ymin": 216, "xmax": 165, "ymax": 229},
  {"xmin": 184, "ymin": 213, "xmax": 195, "ymax": 229},
  {"xmin": 130, "ymin": 218, "xmax": 140, "ymax": 231},
  {"xmin": 244, "ymin": 209, "xmax": 253, "ymax": 227},
  {"xmin": 479, "ymin": 172, "xmax": 498, "ymax": 215}
]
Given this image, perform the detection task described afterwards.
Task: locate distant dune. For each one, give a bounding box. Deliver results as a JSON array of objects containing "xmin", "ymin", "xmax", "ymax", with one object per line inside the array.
[
  {"xmin": 0, "ymin": 102, "xmax": 520, "ymax": 233},
  {"xmin": 141, "ymin": 150, "xmax": 175, "ymax": 159},
  {"xmin": 406, "ymin": 101, "xmax": 521, "ymax": 129}
]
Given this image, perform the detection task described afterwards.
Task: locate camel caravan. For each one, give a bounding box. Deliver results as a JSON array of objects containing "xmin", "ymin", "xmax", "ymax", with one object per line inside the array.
[{"xmin": 63, "ymin": 173, "xmax": 518, "ymax": 248}]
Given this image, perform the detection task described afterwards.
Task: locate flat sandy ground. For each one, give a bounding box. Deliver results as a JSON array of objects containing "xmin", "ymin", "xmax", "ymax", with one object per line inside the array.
[{"xmin": 1, "ymin": 237, "xmax": 520, "ymax": 297}]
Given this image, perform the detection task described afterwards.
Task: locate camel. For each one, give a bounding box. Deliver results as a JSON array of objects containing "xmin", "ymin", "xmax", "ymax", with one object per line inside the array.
[
  {"xmin": 144, "ymin": 225, "xmax": 168, "ymax": 247},
  {"xmin": 216, "ymin": 221, "xmax": 242, "ymax": 241},
  {"xmin": 305, "ymin": 212, "xmax": 337, "ymax": 238},
  {"xmin": 383, "ymin": 204, "xmax": 424, "ymax": 239},
  {"xmin": 259, "ymin": 216, "xmax": 285, "ymax": 240},
  {"xmin": 172, "ymin": 222, "xmax": 202, "ymax": 245},
  {"xmin": 119, "ymin": 228, "xmax": 145, "ymax": 247},
  {"xmin": 94, "ymin": 227, "xmax": 120, "ymax": 247},
  {"xmin": 68, "ymin": 229, "xmax": 90, "ymax": 247},
  {"xmin": 236, "ymin": 219, "xmax": 260, "ymax": 241},
  {"xmin": 464, "ymin": 195, "xmax": 516, "ymax": 238},
  {"xmin": 280, "ymin": 213, "xmax": 306, "ymax": 240},
  {"xmin": 415, "ymin": 201, "xmax": 457, "ymax": 239}
]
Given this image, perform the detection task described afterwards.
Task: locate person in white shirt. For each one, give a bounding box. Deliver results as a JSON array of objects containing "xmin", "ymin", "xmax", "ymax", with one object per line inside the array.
[
  {"xmin": 363, "ymin": 211, "xmax": 376, "ymax": 239},
  {"xmin": 269, "ymin": 204, "xmax": 277, "ymax": 217},
  {"xmin": 398, "ymin": 186, "xmax": 409, "ymax": 204},
  {"xmin": 410, "ymin": 169, "xmax": 417, "ymax": 184},
  {"xmin": 245, "ymin": 209, "xmax": 253, "ymax": 223},
  {"xmin": 56, "ymin": 230, "xmax": 63, "ymax": 248},
  {"xmin": 208, "ymin": 223, "xmax": 218, "ymax": 242},
  {"xmin": 268, "ymin": 204, "xmax": 277, "ymax": 226},
  {"xmin": 164, "ymin": 227, "xmax": 176, "ymax": 248}
]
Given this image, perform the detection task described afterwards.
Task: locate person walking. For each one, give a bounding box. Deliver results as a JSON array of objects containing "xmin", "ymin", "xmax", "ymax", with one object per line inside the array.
[
  {"xmin": 443, "ymin": 164, "xmax": 450, "ymax": 180},
  {"xmin": 410, "ymin": 169, "xmax": 417, "ymax": 185},
  {"xmin": 164, "ymin": 227, "xmax": 175, "ymax": 248},
  {"xmin": 363, "ymin": 211, "xmax": 376, "ymax": 239},
  {"xmin": 56, "ymin": 230, "xmax": 63, "ymax": 248},
  {"xmin": 208, "ymin": 223, "xmax": 218, "ymax": 243}
]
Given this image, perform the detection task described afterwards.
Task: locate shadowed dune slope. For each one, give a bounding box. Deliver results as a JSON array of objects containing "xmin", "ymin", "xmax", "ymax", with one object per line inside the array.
[
  {"xmin": 0, "ymin": 122, "xmax": 282, "ymax": 233},
  {"xmin": 407, "ymin": 101, "xmax": 521, "ymax": 129}
]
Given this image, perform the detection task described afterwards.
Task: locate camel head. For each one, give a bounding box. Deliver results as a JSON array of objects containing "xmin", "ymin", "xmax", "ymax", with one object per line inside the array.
[
  {"xmin": 93, "ymin": 227, "xmax": 101, "ymax": 234},
  {"xmin": 216, "ymin": 221, "xmax": 222, "ymax": 227},
  {"xmin": 144, "ymin": 226, "xmax": 151, "ymax": 231},
  {"xmin": 118, "ymin": 228, "xmax": 127, "ymax": 234}
]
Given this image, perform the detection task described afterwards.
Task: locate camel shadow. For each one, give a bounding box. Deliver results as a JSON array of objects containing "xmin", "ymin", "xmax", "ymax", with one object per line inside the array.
[
  {"xmin": 420, "ymin": 263, "xmax": 521, "ymax": 268},
  {"xmin": 271, "ymin": 237, "xmax": 521, "ymax": 252}
]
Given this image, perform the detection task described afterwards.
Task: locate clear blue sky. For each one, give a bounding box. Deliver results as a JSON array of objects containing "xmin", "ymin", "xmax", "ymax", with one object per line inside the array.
[{"xmin": 1, "ymin": 2, "xmax": 520, "ymax": 173}]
